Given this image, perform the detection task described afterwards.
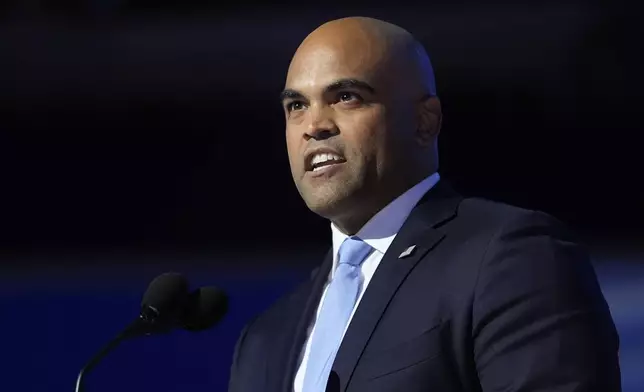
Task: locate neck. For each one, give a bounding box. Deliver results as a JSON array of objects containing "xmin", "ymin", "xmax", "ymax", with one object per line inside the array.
[
  {"xmin": 331, "ymin": 211, "xmax": 373, "ymax": 236},
  {"xmin": 331, "ymin": 170, "xmax": 433, "ymax": 235}
]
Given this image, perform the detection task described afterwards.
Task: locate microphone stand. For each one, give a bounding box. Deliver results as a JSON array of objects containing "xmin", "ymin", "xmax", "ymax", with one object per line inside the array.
[
  {"xmin": 75, "ymin": 306, "xmax": 164, "ymax": 392},
  {"xmin": 75, "ymin": 328, "xmax": 130, "ymax": 392}
]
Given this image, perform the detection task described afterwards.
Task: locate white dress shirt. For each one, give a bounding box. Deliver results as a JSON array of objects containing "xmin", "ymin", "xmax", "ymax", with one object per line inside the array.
[{"xmin": 293, "ymin": 172, "xmax": 440, "ymax": 392}]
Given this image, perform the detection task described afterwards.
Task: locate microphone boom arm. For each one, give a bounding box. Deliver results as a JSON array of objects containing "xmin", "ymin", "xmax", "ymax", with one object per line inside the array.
[
  {"xmin": 75, "ymin": 315, "xmax": 156, "ymax": 392},
  {"xmin": 75, "ymin": 329, "xmax": 128, "ymax": 392}
]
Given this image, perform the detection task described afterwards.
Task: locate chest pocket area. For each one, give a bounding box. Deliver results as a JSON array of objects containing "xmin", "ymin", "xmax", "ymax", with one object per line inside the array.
[{"xmin": 353, "ymin": 321, "xmax": 445, "ymax": 381}]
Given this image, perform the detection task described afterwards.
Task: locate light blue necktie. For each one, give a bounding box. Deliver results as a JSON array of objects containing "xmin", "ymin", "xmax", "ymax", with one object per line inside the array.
[{"xmin": 302, "ymin": 236, "xmax": 373, "ymax": 392}]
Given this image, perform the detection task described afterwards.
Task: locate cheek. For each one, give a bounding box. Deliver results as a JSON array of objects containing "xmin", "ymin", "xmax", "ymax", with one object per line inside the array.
[
  {"xmin": 285, "ymin": 128, "xmax": 301, "ymax": 170},
  {"xmin": 339, "ymin": 112, "xmax": 387, "ymax": 163}
]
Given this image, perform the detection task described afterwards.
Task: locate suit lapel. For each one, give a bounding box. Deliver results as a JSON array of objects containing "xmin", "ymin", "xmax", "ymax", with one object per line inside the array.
[
  {"xmin": 331, "ymin": 181, "xmax": 462, "ymax": 391},
  {"xmin": 277, "ymin": 249, "xmax": 334, "ymax": 392}
]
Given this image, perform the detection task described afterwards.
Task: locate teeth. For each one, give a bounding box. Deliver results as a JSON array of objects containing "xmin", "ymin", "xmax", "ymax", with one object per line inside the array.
[{"xmin": 311, "ymin": 153, "xmax": 343, "ymax": 168}]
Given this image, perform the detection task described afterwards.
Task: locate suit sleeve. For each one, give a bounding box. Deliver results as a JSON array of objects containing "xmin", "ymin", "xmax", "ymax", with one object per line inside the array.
[
  {"xmin": 472, "ymin": 211, "xmax": 621, "ymax": 391},
  {"xmin": 228, "ymin": 320, "xmax": 253, "ymax": 392}
]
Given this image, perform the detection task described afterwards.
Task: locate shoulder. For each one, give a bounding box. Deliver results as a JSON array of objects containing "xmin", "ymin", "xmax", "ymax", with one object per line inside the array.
[
  {"xmin": 452, "ymin": 198, "xmax": 603, "ymax": 314},
  {"xmin": 454, "ymin": 197, "xmax": 575, "ymax": 242},
  {"xmin": 437, "ymin": 196, "xmax": 587, "ymax": 280},
  {"xmin": 242, "ymin": 276, "xmax": 312, "ymax": 337},
  {"xmin": 458, "ymin": 198, "xmax": 597, "ymax": 305},
  {"xmin": 459, "ymin": 196, "xmax": 561, "ymax": 225}
]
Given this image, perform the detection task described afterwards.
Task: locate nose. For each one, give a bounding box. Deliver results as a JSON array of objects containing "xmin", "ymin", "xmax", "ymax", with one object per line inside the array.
[{"xmin": 305, "ymin": 105, "xmax": 339, "ymax": 141}]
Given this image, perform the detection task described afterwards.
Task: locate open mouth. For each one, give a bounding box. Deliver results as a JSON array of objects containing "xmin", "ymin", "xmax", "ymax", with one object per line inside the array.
[{"xmin": 308, "ymin": 153, "xmax": 346, "ymax": 172}]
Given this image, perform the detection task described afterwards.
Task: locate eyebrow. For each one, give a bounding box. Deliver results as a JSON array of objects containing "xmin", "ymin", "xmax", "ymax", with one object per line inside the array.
[{"xmin": 279, "ymin": 78, "xmax": 376, "ymax": 103}]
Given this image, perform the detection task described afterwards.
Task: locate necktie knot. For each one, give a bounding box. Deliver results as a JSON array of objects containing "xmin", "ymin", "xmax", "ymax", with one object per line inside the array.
[{"xmin": 337, "ymin": 236, "xmax": 372, "ymax": 267}]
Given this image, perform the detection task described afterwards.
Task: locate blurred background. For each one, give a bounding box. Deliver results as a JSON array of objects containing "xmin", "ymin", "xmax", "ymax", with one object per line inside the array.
[{"xmin": 1, "ymin": 1, "xmax": 642, "ymax": 391}]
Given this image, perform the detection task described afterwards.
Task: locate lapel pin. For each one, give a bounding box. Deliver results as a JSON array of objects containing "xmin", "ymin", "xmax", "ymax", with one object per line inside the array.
[{"xmin": 398, "ymin": 245, "xmax": 417, "ymax": 259}]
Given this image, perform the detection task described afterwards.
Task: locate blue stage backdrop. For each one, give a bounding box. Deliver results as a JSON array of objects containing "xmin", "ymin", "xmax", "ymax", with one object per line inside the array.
[{"xmin": 1, "ymin": 248, "xmax": 642, "ymax": 392}]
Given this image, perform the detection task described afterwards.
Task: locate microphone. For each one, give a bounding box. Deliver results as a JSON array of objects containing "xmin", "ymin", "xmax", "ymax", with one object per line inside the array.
[
  {"xmin": 75, "ymin": 273, "xmax": 228, "ymax": 392},
  {"xmin": 182, "ymin": 286, "xmax": 229, "ymax": 331},
  {"xmin": 129, "ymin": 272, "xmax": 191, "ymax": 336}
]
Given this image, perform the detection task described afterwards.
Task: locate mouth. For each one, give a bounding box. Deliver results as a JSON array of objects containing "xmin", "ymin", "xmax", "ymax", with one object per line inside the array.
[{"xmin": 305, "ymin": 151, "xmax": 347, "ymax": 173}]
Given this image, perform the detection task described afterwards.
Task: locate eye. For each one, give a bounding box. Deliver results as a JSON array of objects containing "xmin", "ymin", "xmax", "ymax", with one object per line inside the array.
[
  {"xmin": 286, "ymin": 101, "xmax": 305, "ymax": 112},
  {"xmin": 338, "ymin": 92, "xmax": 362, "ymax": 103}
]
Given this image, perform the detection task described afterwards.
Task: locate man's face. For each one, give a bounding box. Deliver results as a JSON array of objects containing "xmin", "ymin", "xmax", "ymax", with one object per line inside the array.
[{"xmin": 282, "ymin": 40, "xmax": 411, "ymax": 221}]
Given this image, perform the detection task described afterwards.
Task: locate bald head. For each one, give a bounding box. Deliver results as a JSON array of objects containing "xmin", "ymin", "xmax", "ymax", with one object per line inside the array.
[
  {"xmin": 288, "ymin": 17, "xmax": 436, "ymax": 98},
  {"xmin": 283, "ymin": 17, "xmax": 442, "ymax": 234}
]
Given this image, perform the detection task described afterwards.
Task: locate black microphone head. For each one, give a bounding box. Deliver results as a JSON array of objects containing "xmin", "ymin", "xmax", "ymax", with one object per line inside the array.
[
  {"xmin": 181, "ymin": 286, "xmax": 228, "ymax": 331},
  {"xmin": 140, "ymin": 272, "xmax": 190, "ymax": 322}
]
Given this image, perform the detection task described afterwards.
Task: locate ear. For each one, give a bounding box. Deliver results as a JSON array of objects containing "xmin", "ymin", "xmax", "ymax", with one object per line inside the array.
[{"xmin": 416, "ymin": 95, "xmax": 442, "ymax": 147}]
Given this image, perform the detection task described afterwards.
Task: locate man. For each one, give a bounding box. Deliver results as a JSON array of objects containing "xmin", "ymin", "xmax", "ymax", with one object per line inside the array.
[{"xmin": 228, "ymin": 17, "xmax": 621, "ymax": 392}]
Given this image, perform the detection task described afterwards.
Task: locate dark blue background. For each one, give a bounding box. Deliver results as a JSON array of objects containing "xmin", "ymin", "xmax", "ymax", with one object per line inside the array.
[{"xmin": 1, "ymin": 258, "xmax": 310, "ymax": 392}]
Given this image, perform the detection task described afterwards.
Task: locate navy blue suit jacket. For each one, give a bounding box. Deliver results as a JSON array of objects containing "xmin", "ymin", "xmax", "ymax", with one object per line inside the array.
[{"xmin": 228, "ymin": 182, "xmax": 621, "ymax": 392}]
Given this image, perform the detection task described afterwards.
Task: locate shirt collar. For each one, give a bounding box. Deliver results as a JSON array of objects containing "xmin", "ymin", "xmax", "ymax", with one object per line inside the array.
[{"xmin": 330, "ymin": 172, "xmax": 440, "ymax": 270}]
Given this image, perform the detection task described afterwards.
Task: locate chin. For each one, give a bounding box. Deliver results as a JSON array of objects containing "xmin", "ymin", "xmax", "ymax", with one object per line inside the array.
[
  {"xmin": 304, "ymin": 196, "xmax": 343, "ymax": 218},
  {"xmin": 303, "ymin": 189, "xmax": 361, "ymax": 222},
  {"xmin": 297, "ymin": 177, "xmax": 365, "ymax": 218}
]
